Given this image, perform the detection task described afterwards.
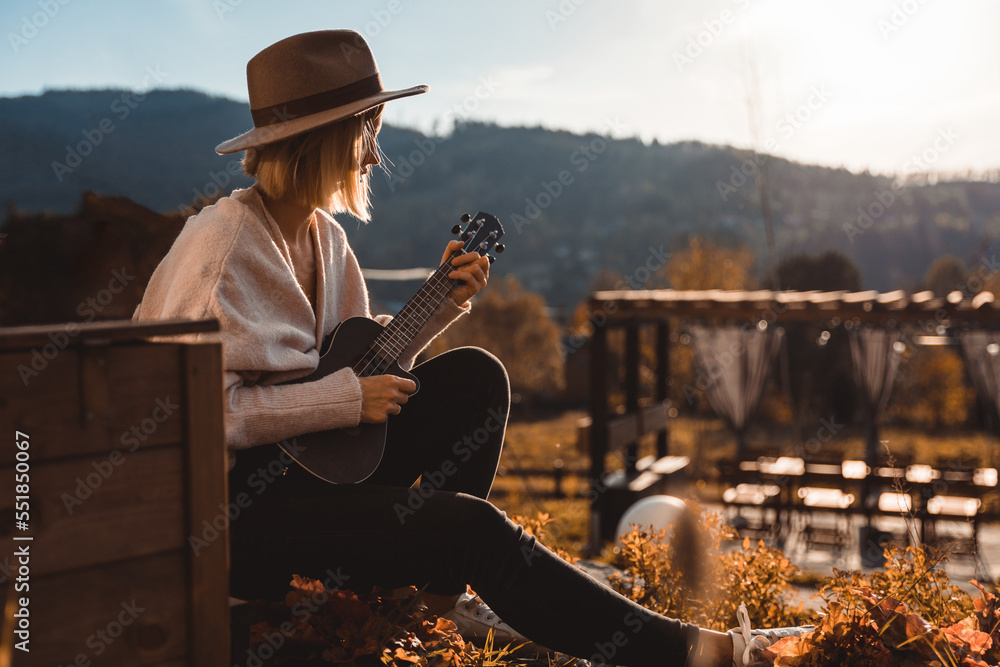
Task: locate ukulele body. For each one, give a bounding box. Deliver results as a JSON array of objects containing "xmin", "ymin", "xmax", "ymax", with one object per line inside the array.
[
  {"xmin": 277, "ymin": 316, "xmax": 419, "ymax": 484},
  {"xmin": 273, "ymin": 210, "xmax": 503, "ymax": 485}
]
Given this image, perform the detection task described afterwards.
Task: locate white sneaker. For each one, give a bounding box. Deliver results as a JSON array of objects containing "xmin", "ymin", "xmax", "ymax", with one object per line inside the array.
[
  {"xmin": 441, "ymin": 592, "xmax": 527, "ymax": 647},
  {"xmin": 728, "ymin": 602, "xmax": 813, "ymax": 666}
]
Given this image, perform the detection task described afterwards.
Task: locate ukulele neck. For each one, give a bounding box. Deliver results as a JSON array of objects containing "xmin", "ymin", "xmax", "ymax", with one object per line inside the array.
[{"xmin": 372, "ymin": 257, "xmax": 457, "ymax": 363}]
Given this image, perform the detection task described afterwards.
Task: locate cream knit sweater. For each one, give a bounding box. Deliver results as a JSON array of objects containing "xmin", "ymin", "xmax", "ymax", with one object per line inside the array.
[{"xmin": 134, "ymin": 187, "xmax": 468, "ymax": 456}]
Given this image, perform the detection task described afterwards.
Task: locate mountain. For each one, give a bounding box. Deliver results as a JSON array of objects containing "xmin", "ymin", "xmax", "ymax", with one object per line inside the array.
[{"xmin": 2, "ymin": 89, "xmax": 1000, "ymax": 312}]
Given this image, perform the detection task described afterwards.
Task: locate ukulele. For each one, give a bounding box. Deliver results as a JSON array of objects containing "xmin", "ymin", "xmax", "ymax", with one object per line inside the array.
[{"xmin": 276, "ymin": 211, "xmax": 505, "ymax": 483}]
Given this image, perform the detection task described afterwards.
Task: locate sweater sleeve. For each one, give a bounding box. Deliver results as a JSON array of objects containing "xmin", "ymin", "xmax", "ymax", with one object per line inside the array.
[{"xmin": 223, "ymin": 366, "xmax": 362, "ymax": 449}]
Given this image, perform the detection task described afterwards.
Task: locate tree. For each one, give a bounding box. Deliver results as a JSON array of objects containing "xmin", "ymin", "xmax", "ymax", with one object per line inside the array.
[
  {"xmin": 924, "ymin": 255, "xmax": 967, "ymax": 296},
  {"xmin": 981, "ymin": 268, "xmax": 1000, "ymax": 298},
  {"xmin": 425, "ymin": 277, "xmax": 565, "ymax": 399},
  {"xmin": 889, "ymin": 347, "xmax": 974, "ymax": 430},
  {"xmin": 662, "ymin": 237, "xmax": 755, "ymax": 290},
  {"xmin": 769, "ymin": 251, "xmax": 862, "ymax": 292},
  {"xmin": 764, "ymin": 251, "xmax": 863, "ymax": 423}
]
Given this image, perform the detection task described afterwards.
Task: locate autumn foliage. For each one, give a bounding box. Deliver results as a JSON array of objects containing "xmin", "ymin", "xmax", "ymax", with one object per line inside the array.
[
  {"xmin": 764, "ymin": 580, "xmax": 1000, "ymax": 667},
  {"xmin": 246, "ymin": 577, "xmax": 477, "ymax": 666},
  {"xmin": 609, "ymin": 508, "xmax": 809, "ymax": 631},
  {"xmin": 663, "ymin": 237, "xmax": 756, "ymax": 291},
  {"xmin": 889, "ymin": 347, "xmax": 976, "ymax": 430},
  {"xmin": 609, "ymin": 508, "xmax": 1000, "ymax": 666}
]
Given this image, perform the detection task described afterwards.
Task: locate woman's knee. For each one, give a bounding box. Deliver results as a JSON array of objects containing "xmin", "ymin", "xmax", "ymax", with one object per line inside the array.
[
  {"xmin": 450, "ymin": 347, "xmax": 510, "ymax": 402},
  {"xmin": 449, "ymin": 493, "xmax": 516, "ymax": 542},
  {"xmin": 445, "ymin": 494, "xmax": 547, "ymax": 589},
  {"xmin": 447, "ymin": 346, "xmax": 507, "ymax": 379}
]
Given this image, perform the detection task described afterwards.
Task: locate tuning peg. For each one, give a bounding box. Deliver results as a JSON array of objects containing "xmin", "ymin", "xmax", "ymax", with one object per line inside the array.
[
  {"xmin": 461, "ymin": 232, "xmax": 473, "ymax": 241},
  {"xmin": 461, "ymin": 213, "xmax": 471, "ymax": 223},
  {"xmin": 451, "ymin": 224, "xmax": 462, "ymax": 234},
  {"xmin": 487, "ymin": 255, "xmax": 496, "ymax": 264},
  {"xmin": 495, "ymin": 243, "xmax": 505, "ymax": 253}
]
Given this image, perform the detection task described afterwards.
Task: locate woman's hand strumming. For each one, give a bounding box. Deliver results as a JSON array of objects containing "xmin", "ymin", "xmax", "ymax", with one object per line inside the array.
[{"xmin": 358, "ymin": 375, "xmax": 417, "ymax": 423}]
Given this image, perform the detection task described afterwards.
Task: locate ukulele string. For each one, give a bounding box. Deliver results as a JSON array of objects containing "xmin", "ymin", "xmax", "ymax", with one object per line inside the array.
[
  {"xmin": 356, "ymin": 268, "xmax": 449, "ymax": 371},
  {"xmin": 379, "ymin": 270, "xmax": 451, "ymax": 359},
  {"xmin": 352, "ymin": 252, "xmax": 463, "ymax": 377},
  {"xmin": 354, "ymin": 226, "xmax": 497, "ymax": 377},
  {"xmin": 354, "ymin": 279, "xmax": 448, "ymax": 376},
  {"xmin": 365, "ymin": 253, "xmax": 468, "ymax": 373}
]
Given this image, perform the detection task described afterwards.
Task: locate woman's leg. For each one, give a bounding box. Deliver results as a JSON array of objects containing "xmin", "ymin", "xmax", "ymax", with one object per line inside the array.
[
  {"xmin": 362, "ymin": 347, "xmax": 510, "ymax": 598},
  {"xmin": 363, "ymin": 346, "xmax": 509, "ymax": 501},
  {"xmin": 228, "ymin": 465, "xmax": 700, "ymax": 667}
]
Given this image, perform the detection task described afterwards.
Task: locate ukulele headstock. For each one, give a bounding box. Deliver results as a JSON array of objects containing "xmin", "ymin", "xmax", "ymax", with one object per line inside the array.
[{"xmin": 451, "ymin": 211, "xmax": 505, "ymax": 263}]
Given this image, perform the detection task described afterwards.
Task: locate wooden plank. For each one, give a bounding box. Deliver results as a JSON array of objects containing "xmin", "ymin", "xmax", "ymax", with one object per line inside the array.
[
  {"xmin": 606, "ymin": 414, "xmax": 639, "ymax": 451},
  {"xmin": 639, "ymin": 401, "xmax": 670, "ymax": 436},
  {"xmin": 0, "ymin": 317, "xmax": 219, "ymax": 350},
  {"xmin": 627, "ymin": 470, "xmax": 662, "ymax": 492},
  {"xmin": 0, "ymin": 447, "xmax": 185, "ymax": 576},
  {"xmin": 10, "ymin": 551, "xmax": 189, "ymax": 667},
  {"xmin": 646, "ymin": 455, "xmax": 690, "ymax": 475},
  {"xmin": 79, "ymin": 343, "xmax": 111, "ymax": 426},
  {"xmin": 0, "ymin": 343, "xmax": 184, "ymax": 462},
  {"xmin": 181, "ymin": 342, "xmax": 229, "ymax": 667}
]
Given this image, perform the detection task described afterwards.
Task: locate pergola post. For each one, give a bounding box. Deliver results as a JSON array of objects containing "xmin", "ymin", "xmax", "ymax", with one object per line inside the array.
[
  {"xmin": 656, "ymin": 321, "xmax": 670, "ymax": 457},
  {"xmin": 587, "ymin": 322, "xmax": 609, "ymax": 554},
  {"xmin": 624, "ymin": 322, "xmax": 640, "ymax": 474},
  {"xmin": 863, "ymin": 411, "xmax": 879, "ymax": 527}
]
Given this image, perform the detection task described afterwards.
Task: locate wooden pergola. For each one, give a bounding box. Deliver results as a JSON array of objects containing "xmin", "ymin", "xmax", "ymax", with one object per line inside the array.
[
  {"xmin": 584, "ymin": 288, "xmax": 1000, "ymax": 547},
  {"xmin": 589, "ymin": 288, "xmax": 1000, "ymax": 328}
]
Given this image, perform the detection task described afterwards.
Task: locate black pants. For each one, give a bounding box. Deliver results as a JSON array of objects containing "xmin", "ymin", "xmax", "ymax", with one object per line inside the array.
[{"xmin": 228, "ymin": 347, "xmax": 699, "ymax": 666}]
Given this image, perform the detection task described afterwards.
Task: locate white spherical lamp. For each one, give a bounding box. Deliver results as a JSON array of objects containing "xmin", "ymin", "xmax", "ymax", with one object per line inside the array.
[{"xmin": 615, "ymin": 495, "xmax": 688, "ymax": 543}]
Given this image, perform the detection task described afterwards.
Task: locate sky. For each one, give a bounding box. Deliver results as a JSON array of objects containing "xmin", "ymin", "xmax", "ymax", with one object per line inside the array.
[{"xmin": 2, "ymin": 0, "xmax": 999, "ymax": 178}]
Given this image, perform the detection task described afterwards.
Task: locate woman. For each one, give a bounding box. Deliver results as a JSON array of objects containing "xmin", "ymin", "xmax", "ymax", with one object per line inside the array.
[{"xmin": 135, "ymin": 29, "xmax": 806, "ymax": 667}]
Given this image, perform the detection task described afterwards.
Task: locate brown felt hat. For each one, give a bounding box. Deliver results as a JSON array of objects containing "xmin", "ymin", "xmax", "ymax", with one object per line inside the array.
[{"xmin": 215, "ymin": 30, "xmax": 428, "ymax": 154}]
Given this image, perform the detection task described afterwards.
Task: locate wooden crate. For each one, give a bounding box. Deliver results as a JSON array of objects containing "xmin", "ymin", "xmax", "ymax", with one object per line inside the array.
[{"xmin": 0, "ymin": 318, "xmax": 228, "ymax": 666}]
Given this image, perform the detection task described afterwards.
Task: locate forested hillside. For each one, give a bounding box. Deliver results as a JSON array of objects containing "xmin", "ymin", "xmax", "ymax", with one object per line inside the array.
[{"xmin": 3, "ymin": 89, "xmax": 999, "ymax": 310}]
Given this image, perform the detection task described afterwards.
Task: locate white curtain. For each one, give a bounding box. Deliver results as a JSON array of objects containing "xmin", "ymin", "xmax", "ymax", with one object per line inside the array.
[
  {"xmin": 848, "ymin": 327, "xmax": 902, "ymax": 465},
  {"xmin": 959, "ymin": 330, "xmax": 1000, "ymax": 421},
  {"xmin": 688, "ymin": 323, "xmax": 784, "ymax": 457}
]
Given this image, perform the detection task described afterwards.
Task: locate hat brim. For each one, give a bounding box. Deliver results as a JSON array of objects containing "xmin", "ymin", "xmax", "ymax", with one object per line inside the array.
[{"xmin": 215, "ymin": 84, "xmax": 429, "ymax": 154}]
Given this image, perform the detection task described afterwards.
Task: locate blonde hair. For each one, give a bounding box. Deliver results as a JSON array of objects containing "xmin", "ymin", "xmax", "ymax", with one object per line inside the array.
[{"xmin": 242, "ymin": 105, "xmax": 384, "ymax": 221}]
